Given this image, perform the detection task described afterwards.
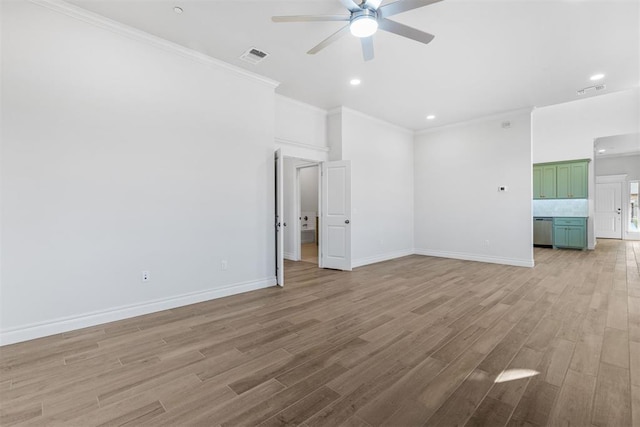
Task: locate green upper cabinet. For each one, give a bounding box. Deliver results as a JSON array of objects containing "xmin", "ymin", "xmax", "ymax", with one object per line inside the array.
[
  {"xmin": 533, "ymin": 165, "xmax": 557, "ymax": 199},
  {"xmin": 557, "ymin": 161, "xmax": 588, "ymax": 198},
  {"xmin": 533, "ymin": 159, "xmax": 589, "ymax": 200}
]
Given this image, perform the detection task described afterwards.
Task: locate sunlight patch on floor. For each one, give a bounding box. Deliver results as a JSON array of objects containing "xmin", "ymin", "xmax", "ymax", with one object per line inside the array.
[{"xmin": 494, "ymin": 369, "xmax": 539, "ymax": 383}]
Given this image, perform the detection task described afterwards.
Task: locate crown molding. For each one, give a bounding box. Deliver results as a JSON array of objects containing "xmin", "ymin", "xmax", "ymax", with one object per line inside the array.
[
  {"xmin": 29, "ymin": 0, "xmax": 280, "ymax": 89},
  {"xmin": 415, "ymin": 107, "xmax": 534, "ymax": 136}
]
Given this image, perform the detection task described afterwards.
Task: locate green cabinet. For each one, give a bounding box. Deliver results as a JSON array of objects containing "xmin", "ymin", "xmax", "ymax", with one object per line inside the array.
[
  {"xmin": 553, "ymin": 217, "xmax": 587, "ymax": 250},
  {"xmin": 533, "ymin": 160, "xmax": 589, "ymax": 199},
  {"xmin": 556, "ymin": 161, "xmax": 588, "ymax": 198},
  {"xmin": 533, "ymin": 164, "xmax": 557, "ymax": 199}
]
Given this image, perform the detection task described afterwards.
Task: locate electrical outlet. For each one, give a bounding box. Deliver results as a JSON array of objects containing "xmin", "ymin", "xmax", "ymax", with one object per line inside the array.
[
  {"xmin": 142, "ymin": 270, "xmax": 150, "ymax": 282},
  {"xmin": 485, "ymin": 240, "xmax": 490, "ymax": 247},
  {"xmin": 221, "ymin": 260, "xmax": 228, "ymax": 271}
]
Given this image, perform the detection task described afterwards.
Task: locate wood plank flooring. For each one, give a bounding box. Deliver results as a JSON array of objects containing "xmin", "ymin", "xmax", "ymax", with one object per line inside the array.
[
  {"xmin": 301, "ymin": 243, "xmax": 318, "ymax": 264},
  {"xmin": 1, "ymin": 239, "xmax": 639, "ymax": 426}
]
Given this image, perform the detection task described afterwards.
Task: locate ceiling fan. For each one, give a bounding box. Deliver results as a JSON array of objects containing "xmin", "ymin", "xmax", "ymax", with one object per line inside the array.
[{"xmin": 272, "ymin": 0, "xmax": 442, "ymax": 61}]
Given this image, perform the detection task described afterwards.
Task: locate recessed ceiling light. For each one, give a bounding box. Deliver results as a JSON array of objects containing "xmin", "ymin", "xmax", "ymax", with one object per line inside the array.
[
  {"xmin": 350, "ymin": 78, "xmax": 361, "ymax": 86},
  {"xmin": 590, "ymin": 73, "xmax": 605, "ymax": 81},
  {"xmin": 426, "ymin": 115, "xmax": 436, "ymax": 120},
  {"xmin": 173, "ymin": 6, "xmax": 183, "ymax": 14},
  {"xmin": 598, "ymin": 149, "xmax": 606, "ymax": 153}
]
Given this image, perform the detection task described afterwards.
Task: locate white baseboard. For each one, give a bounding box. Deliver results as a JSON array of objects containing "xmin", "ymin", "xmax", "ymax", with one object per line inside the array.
[
  {"xmin": 284, "ymin": 251, "xmax": 296, "ymax": 261},
  {"xmin": 0, "ymin": 277, "xmax": 276, "ymax": 346},
  {"xmin": 414, "ymin": 248, "xmax": 534, "ymax": 268},
  {"xmin": 352, "ymin": 249, "xmax": 415, "ymax": 269}
]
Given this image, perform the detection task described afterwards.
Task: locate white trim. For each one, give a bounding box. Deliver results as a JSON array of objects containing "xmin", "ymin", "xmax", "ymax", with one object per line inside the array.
[
  {"xmin": 414, "ymin": 248, "xmax": 534, "ymax": 268},
  {"xmin": 352, "ymin": 249, "xmax": 415, "ymax": 269},
  {"xmin": 275, "ymin": 137, "xmax": 330, "ymax": 153},
  {"xmin": 284, "ymin": 251, "xmax": 296, "ymax": 261},
  {"xmin": 0, "ymin": 277, "xmax": 276, "ymax": 346},
  {"xmin": 415, "ymin": 107, "xmax": 534, "ymax": 135},
  {"xmin": 329, "ymin": 106, "xmax": 413, "ymax": 135},
  {"xmin": 275, "ymin": 94, "xmax": 328, "ymax": 116},
  {"xmin": 596, "ymin": 174, "xmax": 628, "ymax": 183},
  {"xmin": 30, "ymin": 0, "xmax": 279, "ymax": 89}
]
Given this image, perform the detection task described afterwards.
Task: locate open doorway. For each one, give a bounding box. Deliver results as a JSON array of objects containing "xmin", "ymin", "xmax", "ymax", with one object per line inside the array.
[
  {"xmin": 594, "ymin": 133, "xmax": 640, "ymax": 241},
  {"xmin": 282, "ymin": 157, "xmax": 320, "ymax": 265},
  {"xmin": 298, "ymin": 164, "xmax": 320, "ymax": 264}
]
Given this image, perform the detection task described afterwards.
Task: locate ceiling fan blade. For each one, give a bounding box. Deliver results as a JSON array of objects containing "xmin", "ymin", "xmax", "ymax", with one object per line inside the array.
[
  {"xmin": 361, "ymin": 36, "xmax": 374, "ymax": 61},
  {"xmin": 340, "ymin": 0, "xmax": 363, "ymax": 12},
  {"xmin": 272, "ymin": 15, "xmax": 349, "ymax": 23},
  {"xmin": 307, "ymin": 25, "xmax": 351, "ymax": 55},
  {"xmin": 379, "ymin": 0, "xmax": 443, "ymax": 18},
  {"xmin": 362, "ymin": 0, "xmax": 383, "ymax": 10},
  {"xmin": 378, "ymin": 18, "xmax": 435, "ymax": 44}
]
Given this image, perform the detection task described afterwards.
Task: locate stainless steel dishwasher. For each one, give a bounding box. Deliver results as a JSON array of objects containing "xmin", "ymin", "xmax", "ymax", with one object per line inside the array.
[{"xmin": 533, "ymin": 217, "xmax": 553, "ymax": 246}]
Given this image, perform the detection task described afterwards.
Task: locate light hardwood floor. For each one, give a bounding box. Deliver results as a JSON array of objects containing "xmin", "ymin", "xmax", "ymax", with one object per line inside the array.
[
  {"xmin": 301, "ymin": 243, "xmax": 318, "ymax": 264},
  {"xmin": 1, "ymin": 240, "xmax": 639, "ymax": 426}
]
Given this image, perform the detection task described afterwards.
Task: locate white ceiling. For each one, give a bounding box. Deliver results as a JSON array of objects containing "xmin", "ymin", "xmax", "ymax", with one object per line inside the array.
[
  {"xmin": 68, "ymin": 0, "xmax": 640, "ymax": 131},
  {"xmin": 595, "ymin": 133, "xmax": 640, "ymax": 157}
]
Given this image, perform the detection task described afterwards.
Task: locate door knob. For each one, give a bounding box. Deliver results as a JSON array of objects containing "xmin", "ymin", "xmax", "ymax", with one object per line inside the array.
[{"xmin": 345, "ymin": 220, "xmax": 350, "ymax": 224}]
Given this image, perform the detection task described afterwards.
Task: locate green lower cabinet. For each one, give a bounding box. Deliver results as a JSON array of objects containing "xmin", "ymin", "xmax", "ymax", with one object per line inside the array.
[{"xmin": 553, "ymin": 217, "xmax": 587, "ymax": 250}]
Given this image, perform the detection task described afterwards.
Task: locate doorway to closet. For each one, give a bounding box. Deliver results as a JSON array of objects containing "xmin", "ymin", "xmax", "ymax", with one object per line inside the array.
[{"xmin": 284, "ymin": 158, "xmax": 320, "ymax": 265}]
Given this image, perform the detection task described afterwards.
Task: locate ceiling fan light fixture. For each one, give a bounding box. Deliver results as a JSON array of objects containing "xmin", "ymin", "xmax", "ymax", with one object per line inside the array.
[{"xmin": 350, "ymin": 13, "xmax": 378, "ymax": 38}]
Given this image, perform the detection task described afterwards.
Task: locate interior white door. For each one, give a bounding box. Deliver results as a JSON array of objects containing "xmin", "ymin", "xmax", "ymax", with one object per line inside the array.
[
  {"xmin": 275, "ymin": 149, "xmax": 284, "ymax": 286},
  {"xmin": 595, "ymin": 182, "xmax": 622, "ymax": 239},
  {"xmin": 321, "ymin": 160, "xmax": 351, "ymax": 271}
]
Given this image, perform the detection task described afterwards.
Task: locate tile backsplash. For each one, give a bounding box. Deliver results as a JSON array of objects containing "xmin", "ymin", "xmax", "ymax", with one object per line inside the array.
[{"xmin": 533, "ymin": 199, "xmax": 589, "ymax": 217}]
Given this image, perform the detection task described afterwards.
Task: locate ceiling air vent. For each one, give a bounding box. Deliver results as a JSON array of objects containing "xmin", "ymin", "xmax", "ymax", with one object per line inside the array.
[
  {"xmin": 240, "ymin": 47, "xmax": 269, "ymax": 64},
  {"xmin": 577, "ymin": 84, "xmax": 606, "ymax": 96}
]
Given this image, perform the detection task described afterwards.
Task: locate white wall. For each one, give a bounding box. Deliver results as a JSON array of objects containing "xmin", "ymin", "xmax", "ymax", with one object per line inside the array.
[
  {"xmin": 414, "ymin": 112, "xmax": 533, "ymax": 267},
  {"xmin": 532, "ymin": 89, "xmax": 640, "ymax": 248},
  {"xmin": 338, "ymin": 108, "xmax": 415, "ymax": 267},
  {"xmin": 596, "ymin": 154, "xmax": 640, "ymax": 181},
  {"xmin": 275, "ymin": 95, "xmax": 329, "ymax": 162},
  {"xmin": 1, "ymin": 1, "xmax": 277, "ymax": 344},
  {"xmin": 299, "ymin": 166, "xmax": 319, "ymax": 213}
]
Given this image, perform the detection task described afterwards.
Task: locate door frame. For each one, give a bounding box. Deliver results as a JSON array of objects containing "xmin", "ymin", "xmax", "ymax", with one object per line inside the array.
[
  {"xmin": 275, "ymin": 149, "xmax": 284, "ymax": 287},
  {"xmin": 595, "ymin": 174, "xmax": 626, "ymax": 240}
]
